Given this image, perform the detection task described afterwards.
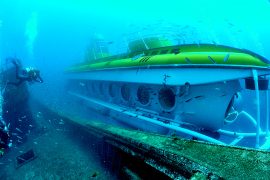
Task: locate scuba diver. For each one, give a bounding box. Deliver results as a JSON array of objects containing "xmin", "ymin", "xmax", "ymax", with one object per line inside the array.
[
  {"xmin": 0, "ymin": 120, "xmax": 11, "ymax": 156},
  {"xmin": 7, "ymin": 58, "xmax": 43, "ymax": 87}
]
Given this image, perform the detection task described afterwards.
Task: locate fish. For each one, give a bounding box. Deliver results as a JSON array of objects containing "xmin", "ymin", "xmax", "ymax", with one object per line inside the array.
[
  {"xmin": 228, "ymin": 22, "xmax": 234, "ymax": 26},
  {"xmin": 17, "ymin": 156, "xmax": 26, "ymax": 162},
  {"xmin": 79, "ymin": 82, "xmax": 85, "ymax": 87},
  {"xmin": 16, "ymin": 136, "xmax": 23, "ymax": 140},
  {"xmin": 15, "ymin": 128, "xmax": 23, "ymax": 133},
  {"xmin": 194, "ymin": 95, "xmax": 205, "ymax": 99},
  {"xmin": 185, "ymin": 98, "xmax": 193, "ymax": 103},
  {"xmin": 181, "ymin": 112, "xmax": 195, "ymax": 115}
]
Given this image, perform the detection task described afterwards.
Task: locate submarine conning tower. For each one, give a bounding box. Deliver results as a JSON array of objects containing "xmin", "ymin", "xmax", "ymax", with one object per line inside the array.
[{"xmin": 84, "ymin": 34, "xmax": 110, "ymax": 62}]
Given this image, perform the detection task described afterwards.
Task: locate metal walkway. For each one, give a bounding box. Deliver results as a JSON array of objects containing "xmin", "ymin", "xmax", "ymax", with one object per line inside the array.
[{"xmin": 45, "ymin": 103, "xmax": 270, "ymax": 179}]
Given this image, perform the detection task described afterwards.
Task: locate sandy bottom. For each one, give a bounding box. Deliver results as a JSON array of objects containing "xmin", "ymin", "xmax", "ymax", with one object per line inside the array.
[{"xmin": 0, "ymin": 108, "xmax": 115, "ymax": 180}]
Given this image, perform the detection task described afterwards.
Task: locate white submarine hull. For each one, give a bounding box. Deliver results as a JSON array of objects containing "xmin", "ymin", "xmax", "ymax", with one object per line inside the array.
[{"xmin": 66, "ymin": 65, "xmax": 270, "ymax": 86}]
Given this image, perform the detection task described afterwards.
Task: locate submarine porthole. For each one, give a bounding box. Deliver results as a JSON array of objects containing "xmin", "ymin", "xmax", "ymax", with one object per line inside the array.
[
  {"xmin": 137, "ymin": 86, "xmax": 150, "ymax": 105},
  {"xmin": 121, "ymin": 84, "xmax": 131, "ymax": 101},
  {"xmin": 158, "ymin": 87, "xmax": 176, "ymax": 111},
  {"xmin": 109, "ymin": 83, "xmax": 117, "ymax": 97}
]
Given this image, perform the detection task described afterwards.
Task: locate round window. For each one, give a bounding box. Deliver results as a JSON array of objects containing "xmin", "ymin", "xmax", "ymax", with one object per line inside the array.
[
  {"xmin": 121, "ymin": 84, "xmax": 130, "ymax": 101},
  {"xmin": 158, "ymin": 87, "xmax": 176, "ymax": 111},
  {"xmin": 137, "ymin": 86, "xmax": 150, "ymax": 105}
]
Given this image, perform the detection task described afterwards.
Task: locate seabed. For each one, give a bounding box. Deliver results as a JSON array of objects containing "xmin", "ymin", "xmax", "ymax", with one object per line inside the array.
[
  {"xmin": 0, "ymin": 102, "xmax": 114, "ymax": 180},
  {"xmin": 1, "ymin": 100, "xmax": 270, "ymax": 179}
]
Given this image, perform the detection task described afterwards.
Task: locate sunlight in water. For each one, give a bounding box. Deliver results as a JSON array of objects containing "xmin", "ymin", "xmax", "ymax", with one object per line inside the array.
[{"xmin": 25, "ymin": 12, "xmax": 38, "ymax": 57}]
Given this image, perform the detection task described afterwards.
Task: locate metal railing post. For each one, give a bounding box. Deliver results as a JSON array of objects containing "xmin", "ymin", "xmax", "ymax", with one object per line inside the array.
[{"xmin": 252, "ymin": 69, "xmax": 261, "ymax": 148}]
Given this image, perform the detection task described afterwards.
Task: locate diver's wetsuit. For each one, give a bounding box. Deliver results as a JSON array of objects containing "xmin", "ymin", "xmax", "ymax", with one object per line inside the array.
[{"xmin": 8, "ymin": 60, "xmax": 43, "ymax": 87}]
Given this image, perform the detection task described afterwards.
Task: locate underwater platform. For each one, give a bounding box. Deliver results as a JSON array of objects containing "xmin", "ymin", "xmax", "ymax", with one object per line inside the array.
[{"xmin": 43, "ymin": 102, "xmax": 270, "ymax": 179}]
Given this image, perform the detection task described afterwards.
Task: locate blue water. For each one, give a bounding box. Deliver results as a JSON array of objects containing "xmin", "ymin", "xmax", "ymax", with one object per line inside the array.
[
  {"xmin": 1, "ymin": 0, "xmax": 270, "ymax": 178},
  {"xmin": 1, "ymin": 0, "xmax": 270, "ymax": 104},
  {"xmin": 1, "ymin": 0, "xmax": 270, "ymax": 64}
]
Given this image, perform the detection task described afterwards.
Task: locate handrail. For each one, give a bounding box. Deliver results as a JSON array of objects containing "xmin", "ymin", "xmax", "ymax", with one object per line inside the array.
[{"xmin": 252, "ymin": 69, "xmax": 261, "ymax": 148}]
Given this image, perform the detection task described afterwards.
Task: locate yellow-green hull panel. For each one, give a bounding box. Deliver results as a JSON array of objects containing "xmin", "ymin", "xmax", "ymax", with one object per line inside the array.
[
  {"xmin": 66, "ymin": 44, "xmax": 270, "ymax": 73},
  {"xmin": 67, "ymin": 52, "xmax": 269, "ymax": 73}
]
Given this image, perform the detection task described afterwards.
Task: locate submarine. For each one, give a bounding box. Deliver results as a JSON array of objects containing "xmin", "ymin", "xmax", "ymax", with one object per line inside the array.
[{"xmin": 65, "ymin": 34, "xmax": 270, "ymax": 149}]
